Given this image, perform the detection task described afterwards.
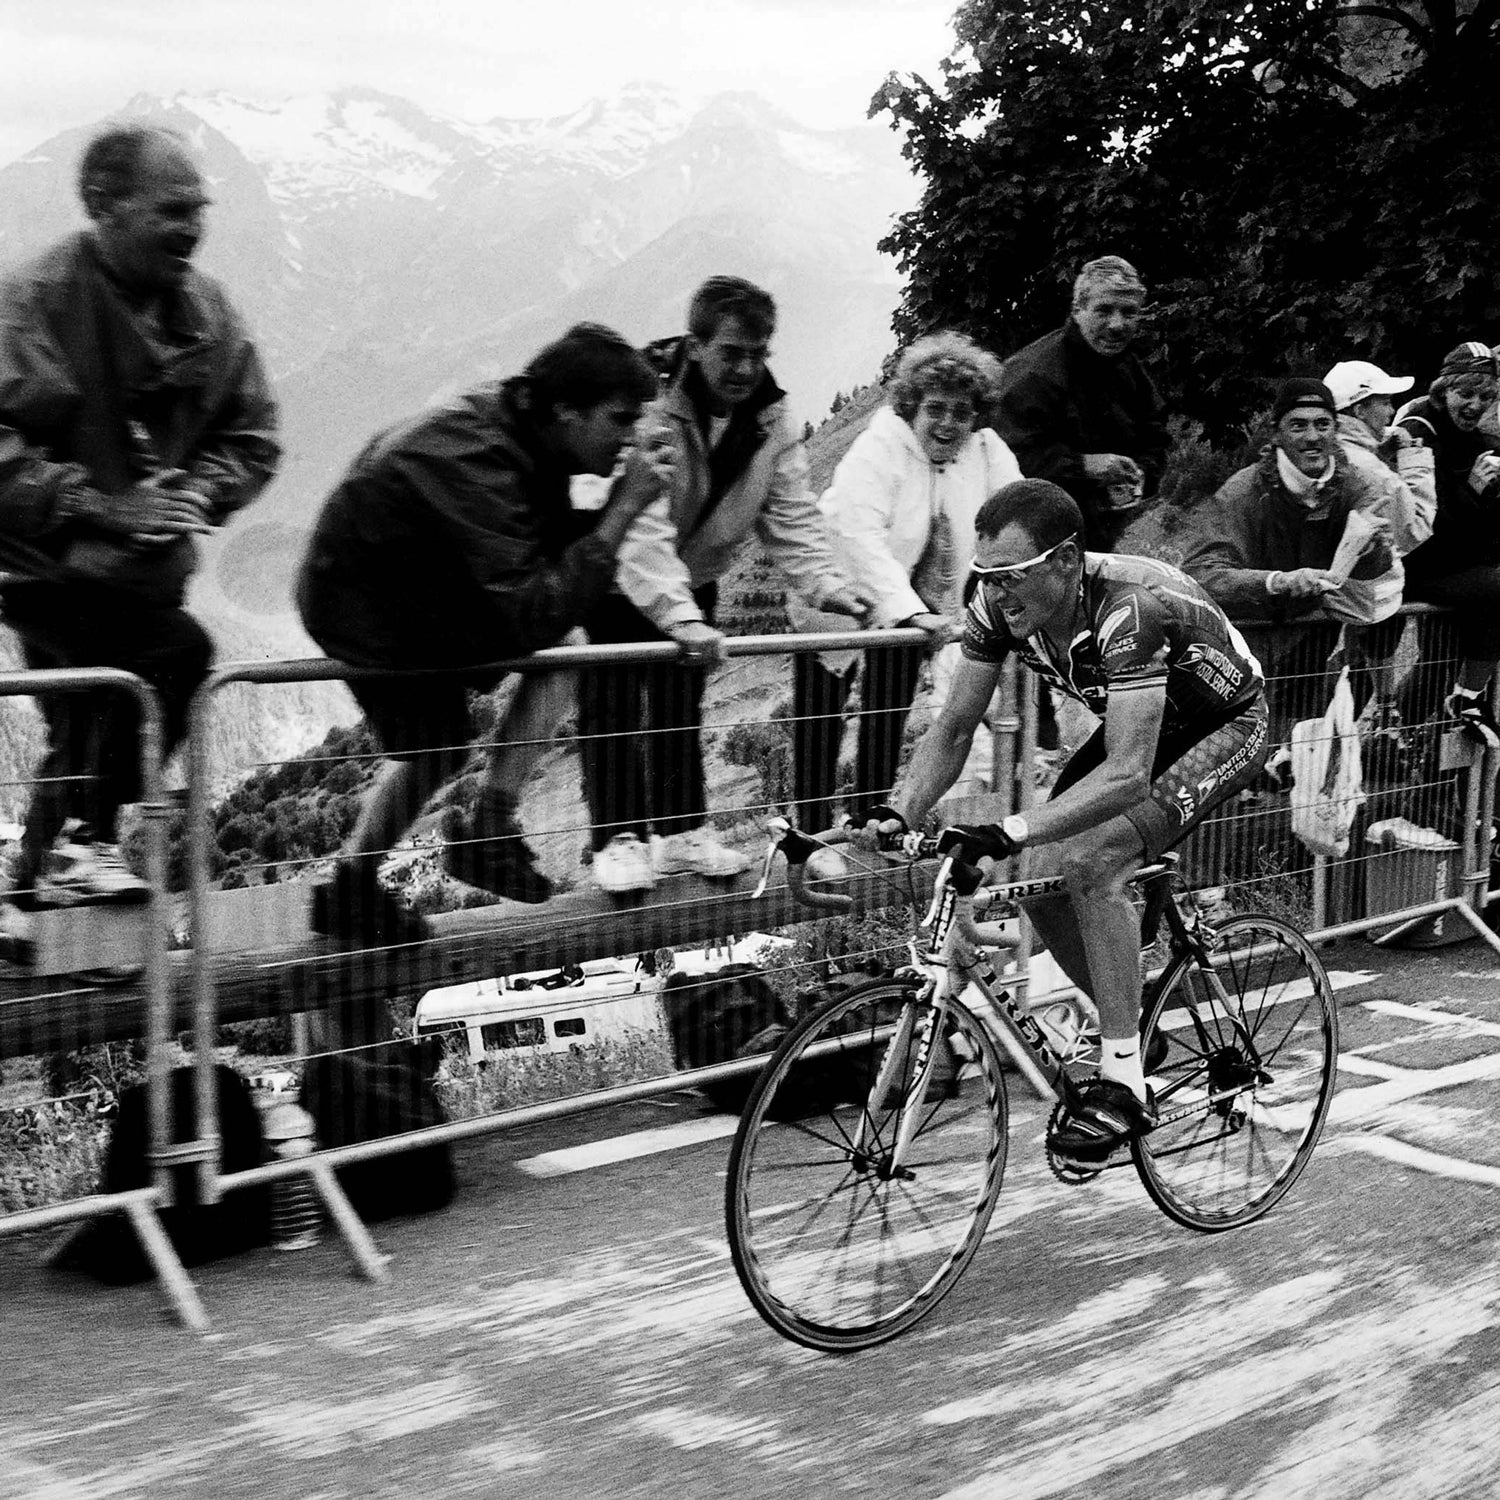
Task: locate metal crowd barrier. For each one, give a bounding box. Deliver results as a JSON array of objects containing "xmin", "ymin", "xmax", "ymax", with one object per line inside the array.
[
  {"xmin": 0, "ymin": 666, "xmax": 209, "ymax": 1329},
  {"xmin": 4, "ymin": 604, "xmax": 1500, "ymax": 1330}
]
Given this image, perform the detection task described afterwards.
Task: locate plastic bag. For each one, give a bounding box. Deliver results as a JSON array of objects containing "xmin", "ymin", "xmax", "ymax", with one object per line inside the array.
[{"xmin": 1290, "ymin": 666, "xmax": 1365, "ymax": 858}]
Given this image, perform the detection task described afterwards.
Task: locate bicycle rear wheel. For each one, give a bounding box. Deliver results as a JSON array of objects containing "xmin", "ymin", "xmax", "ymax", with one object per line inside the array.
[
  {"xmin": 1134, "ymin": 913, "xmax": 1338, "ymax": 1232},
  {"xmin": 725, "ymin": 977, "xmax": 1008, "ymax": 1352}
]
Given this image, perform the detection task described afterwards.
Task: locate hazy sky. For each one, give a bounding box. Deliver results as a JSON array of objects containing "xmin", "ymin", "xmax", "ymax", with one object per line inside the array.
[{"xmin": 0, "ymin": 0, "xmax": 959, "ymax": 163}]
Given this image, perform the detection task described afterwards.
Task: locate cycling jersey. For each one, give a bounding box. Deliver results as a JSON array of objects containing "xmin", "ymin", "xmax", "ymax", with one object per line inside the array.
[{"xmin": 962, "ymin": 551, "xmax": 1264, "ymax": 737}]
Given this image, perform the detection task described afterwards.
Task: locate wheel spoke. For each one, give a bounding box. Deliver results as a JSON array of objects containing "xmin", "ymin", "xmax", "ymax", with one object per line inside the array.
[
  {"xmin": 726, "ymin": 980, "xmax": 1009, "ymax": 1351},
  {"xmin": 1135, "ymin": 914, "xmax": 1337, "ymax": 1231}
]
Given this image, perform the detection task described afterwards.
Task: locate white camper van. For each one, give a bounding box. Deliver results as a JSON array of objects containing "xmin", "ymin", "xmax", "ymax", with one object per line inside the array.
[
  {"xmin": 412, "ymin": 934, "xmax": 795, "ymax": 1063},
  {"xmin": 414, "ymin": 957, "xmax": 663, "ymax": 1061}
]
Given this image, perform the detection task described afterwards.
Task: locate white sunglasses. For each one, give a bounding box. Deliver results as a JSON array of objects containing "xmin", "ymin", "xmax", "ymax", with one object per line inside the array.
[{"xmin": 970, "ymin": 533, "xmax": 1077, "ymax": 583}]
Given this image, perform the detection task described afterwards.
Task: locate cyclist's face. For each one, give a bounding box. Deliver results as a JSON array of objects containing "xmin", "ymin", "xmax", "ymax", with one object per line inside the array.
[{"xmin": 974, "ymin": 523, "xmax": 1077, "ymax": 638}]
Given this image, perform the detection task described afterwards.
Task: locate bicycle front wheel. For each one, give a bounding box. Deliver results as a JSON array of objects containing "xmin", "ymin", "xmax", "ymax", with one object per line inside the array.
[
  {"xmin": 725, "ymin": 977, "xmax": 1009, "ymax": 1352},
  {"xmin": 1135, "ymin": 913, "xmax": 1338, "ymax": 1232}
]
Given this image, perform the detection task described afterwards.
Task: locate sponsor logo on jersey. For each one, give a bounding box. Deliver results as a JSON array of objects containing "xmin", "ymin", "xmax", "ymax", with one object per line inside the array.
[
  {"xmin": 1181, "ymin": 641, "xmax": 1246, "ymax": 701},
  {"xmin": 1098, "ymin": 598, "xmax": 1139, "ymax": 651}
]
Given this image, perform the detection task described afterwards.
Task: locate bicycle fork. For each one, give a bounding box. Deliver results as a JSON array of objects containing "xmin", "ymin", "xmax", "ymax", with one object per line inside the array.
[{"xmin": 853, "ymin": 978, "xmax": 950, "ymax": 1180}]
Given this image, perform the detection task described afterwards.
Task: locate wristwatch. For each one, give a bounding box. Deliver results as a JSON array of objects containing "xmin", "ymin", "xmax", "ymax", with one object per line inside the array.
[{"xmin": 1001, "ymin": 814, "xmax": 1029, "ymax": 848}]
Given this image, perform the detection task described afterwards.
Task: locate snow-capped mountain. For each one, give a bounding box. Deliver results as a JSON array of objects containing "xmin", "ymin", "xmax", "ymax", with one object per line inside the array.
[{"xmin": 0, "ymin": 85, "xmax": 915, "ymax": 623}]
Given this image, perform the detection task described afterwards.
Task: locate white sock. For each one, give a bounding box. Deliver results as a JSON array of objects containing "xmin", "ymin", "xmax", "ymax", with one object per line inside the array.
[{"xmin": 1100, "ymin": 1035, "xmax": 1145, "ymax": 1101}]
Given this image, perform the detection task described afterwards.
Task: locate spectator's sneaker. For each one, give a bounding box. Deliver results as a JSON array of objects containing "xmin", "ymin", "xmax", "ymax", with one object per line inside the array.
[
  {"xmin": 34, "ymin": 821, "xmax": 150, "ymax": 907},
  {"xmin": 443, "ymin": 807, "xmax": 553, "ymax": 904},
  {"xmin": 653, "ymin": 827, "xmax": 751, "ymax": 880},
  {"xmin": 1445, "ymin": 690, "xmax": 1500, "ymax": 753},
  {"xmin": 593, "ymin": 833, "xmax": 656, "ymax": 894},
  {"xmin": 309, "ymin": 864, "xmax": 428, "ymax": 948},
  {"xmin": 1046, "ymin": 1077, "xmax": 1156, "ymax": 1162},
  {"xmin": 0, "ymin": 900, "xmax": 34, "ymax": 976}
]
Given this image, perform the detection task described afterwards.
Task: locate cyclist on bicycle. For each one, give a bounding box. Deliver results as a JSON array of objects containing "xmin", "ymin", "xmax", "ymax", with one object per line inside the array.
[{"xmin": 860, "ymin": 478, "xmax": 1270, "ymax": 1161}]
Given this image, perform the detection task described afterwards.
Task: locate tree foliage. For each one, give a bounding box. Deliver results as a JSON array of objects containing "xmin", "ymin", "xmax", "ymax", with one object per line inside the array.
[{"xmin": 875, "ymin": 1, "xmax": 1500, "ymax": 438}]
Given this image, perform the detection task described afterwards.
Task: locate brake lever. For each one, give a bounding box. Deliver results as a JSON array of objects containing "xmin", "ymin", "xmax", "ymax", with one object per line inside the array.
[{"xmin": 751, "ymin": 817, "xmax": 854, "ymax": 911}]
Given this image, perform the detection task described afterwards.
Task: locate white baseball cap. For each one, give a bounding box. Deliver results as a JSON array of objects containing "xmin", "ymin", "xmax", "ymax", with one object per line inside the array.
[{"xmin": 1323, "ymin": 360, "xmax": 1414, "ymax": 411}]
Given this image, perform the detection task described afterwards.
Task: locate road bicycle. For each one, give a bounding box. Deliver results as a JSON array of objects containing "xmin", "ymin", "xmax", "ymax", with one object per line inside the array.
[{"xmin": 725, "ymin": 820, "xmax": 1339, "ymax": 1352}]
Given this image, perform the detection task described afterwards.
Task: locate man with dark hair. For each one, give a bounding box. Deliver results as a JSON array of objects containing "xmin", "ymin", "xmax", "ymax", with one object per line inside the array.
[
  {"xmin": 0, "ymin": 123, "xmax": 278, "ymax": 918},
  {"xmin": 297, "ymin": 322, "xmax": 668, "ymax": 943},
  {"xmin": 994, "ymin": 255, "xmax": 1167, "ymax": 553},
  {"xmin": 1182, "ymin": 377, "xmax": 1409, "ymax": 752},
  {"xmin": 580, "ymin": 276, "xmax": 874, "ymax": 894},
  {"xmin": 862, "ymin": 478, "xmax": 1269, "ymax": 1162}
]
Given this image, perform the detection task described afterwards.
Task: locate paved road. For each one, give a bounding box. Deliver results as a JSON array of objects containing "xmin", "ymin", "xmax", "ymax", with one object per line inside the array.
[{"xmin": 5, "ymin": 942, "xmax": 1500, "ymax": 1499}]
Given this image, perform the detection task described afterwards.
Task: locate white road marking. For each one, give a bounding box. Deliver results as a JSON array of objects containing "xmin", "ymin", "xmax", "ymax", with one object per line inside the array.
[
  {"xmin": 515, "ymin": 1114, "xmax": 740, "ymax": 1177},
  {"xmin": 1333, "ymin": 1048, "xmax": 1500, "ymax": 1124},
  {"xmin": 1332, "ymin": 1134, "xmax": 1500, "ymax": 1188},
  {"xmin": 1363, "ymin": 998, "xmax": 1500, "ymax": 1038},
  {"xmin": 1339, "ymin": 1056, "xmax": 1412, "ymax": 1080}
]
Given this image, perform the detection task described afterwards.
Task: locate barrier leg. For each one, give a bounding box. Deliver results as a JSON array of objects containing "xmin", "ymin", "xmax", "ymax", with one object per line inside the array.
[
  {"xmin": 1444, "ymin": 899, "xmax": 1500, "ymax": 960},
  {"xmin": 122, "ymin": 1196, "xmax": 210, "ymax": 1332},
  {"xmin": 307, "ymin": 1157, "xmax": 390, "ymax": 1282}
]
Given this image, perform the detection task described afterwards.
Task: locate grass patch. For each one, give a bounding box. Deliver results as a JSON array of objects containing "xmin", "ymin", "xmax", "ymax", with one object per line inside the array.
[
  {"xmin": 432, "ymin": 1027, "xmax": 679, "ymax": 1117},
  {"xmin": 0, "ymin": 1095, "xmax": 114, "ymax": 1214}
]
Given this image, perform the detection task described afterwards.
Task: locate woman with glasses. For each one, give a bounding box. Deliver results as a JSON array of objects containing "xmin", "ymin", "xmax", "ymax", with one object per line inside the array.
[{"xmin": 787, "ymin": 332, "xmax": 1020, "ymax": 832}]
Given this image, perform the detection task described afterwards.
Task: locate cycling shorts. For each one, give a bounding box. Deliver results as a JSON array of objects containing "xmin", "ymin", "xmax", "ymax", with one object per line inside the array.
[{"xmin": 1050, "ymin": 696, "xmax": 1270, "ymax": 860}]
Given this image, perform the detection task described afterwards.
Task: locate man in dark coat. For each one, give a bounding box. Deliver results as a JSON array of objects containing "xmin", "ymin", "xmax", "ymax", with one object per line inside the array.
[
  {"xmin": 995, "ymin": 255, "xmax": 1167, "ymax": 552},
  {"xmin": 296, "ymin": 323, "xmax": 667, "ymax": 944},
  {"xmin": 0, "ymin": 124, "xmax": 278, "ymax": 918}
]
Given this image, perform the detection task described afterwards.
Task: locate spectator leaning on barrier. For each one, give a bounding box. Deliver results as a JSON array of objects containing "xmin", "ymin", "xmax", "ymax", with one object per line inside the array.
[
  {"xmin": 296, "ymin": 323, "xmax": 668, "ymax": 944},
  {"xmin": 0, "ymin": 124, "xmax": 278, "ymax": 924},
  {"xmin": 993, "ymin": 254, "xmax": 1167, "ymax": 553},
  {"xmin": 1182, "ymin": 378, "xmax": 1407, "ymax": 752},
  {"xmin": 1324, "ymin": 359, "xmax": 1436, "ymax": 553},
  {"xmin": 579, "ymin": 276, "xmax": 875, "ymax": 896},
  {"xmin": 785, "ymin": 331, "xmax": 1022, "ymax": 833},
  {"xmin": 1394, "ymin": 341, "xmax": 1500, "ymax": 746}
]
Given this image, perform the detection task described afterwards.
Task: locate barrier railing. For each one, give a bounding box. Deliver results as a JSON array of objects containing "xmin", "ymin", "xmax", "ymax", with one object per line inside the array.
[
  {"xmin": 5, "ymin": 603, "xmax": 1499, "ymax": 1330},
  {"xmin": 0, "ymin": 666, "xmax": 208, "ymax": 1330}
]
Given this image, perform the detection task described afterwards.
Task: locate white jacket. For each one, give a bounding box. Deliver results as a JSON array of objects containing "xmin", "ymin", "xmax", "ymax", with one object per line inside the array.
[{"xmin": 786, "ymin": 406, "xmax": 1022, "ymax": 639}]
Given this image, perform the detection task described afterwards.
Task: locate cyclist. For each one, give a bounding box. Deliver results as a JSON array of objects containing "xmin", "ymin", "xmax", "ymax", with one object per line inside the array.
[{"xmin": 861, "ymin": 478, "xmax": 1270, "ymax": 1161}]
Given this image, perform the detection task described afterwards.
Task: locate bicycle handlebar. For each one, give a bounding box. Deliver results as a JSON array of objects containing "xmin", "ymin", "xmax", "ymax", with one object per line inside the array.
[{"xmin": 750, "ymin": 817, "xmax": 984, "ymax": 915}]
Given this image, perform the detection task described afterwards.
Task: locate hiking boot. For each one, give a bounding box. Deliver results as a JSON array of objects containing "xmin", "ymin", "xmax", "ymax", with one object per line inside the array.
[
  {"xmin": 34, "ymin": 821, "xmax": 150, "ymax": 907},
  {"xmin": 1046, "ymin": 1077, "xmax": 1156, "ymax": 1162},
  {"xmin": 1445, "ymin": 690, "xmax": 1500, "ymax": 753},
  {"xmin": 309, "ymin": 863, "xmax": 428, "ymax": 948},
  {"xmin": 443, "ymin": 805, "xmax": 553, "ymax": 904},
  {"xmin": 653, "ymin": 827, "xmax": 751, "ymax": 880},
  {"xmin": 594, "ymin": 833, "xmax": 656, "ymax": 894}
]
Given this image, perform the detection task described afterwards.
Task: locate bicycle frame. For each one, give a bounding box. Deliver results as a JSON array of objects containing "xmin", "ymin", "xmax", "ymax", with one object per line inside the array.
[{"xmin": 869, "ymin": 850, "xmax": 1251, "ymax": 1177}]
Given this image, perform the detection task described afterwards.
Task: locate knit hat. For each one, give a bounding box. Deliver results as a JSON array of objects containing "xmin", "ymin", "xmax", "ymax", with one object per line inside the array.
[
  {"xmin": 1323, "ymin": 360, "xmax": 1413, "ymax": 411},
  {"xmin": 1437, "ymin": 341, "xmax": 1499, "ymax": 381},
  {"xmin": 1272, "ymin": 378, "xmax": 1337, "ymax": 424}
]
